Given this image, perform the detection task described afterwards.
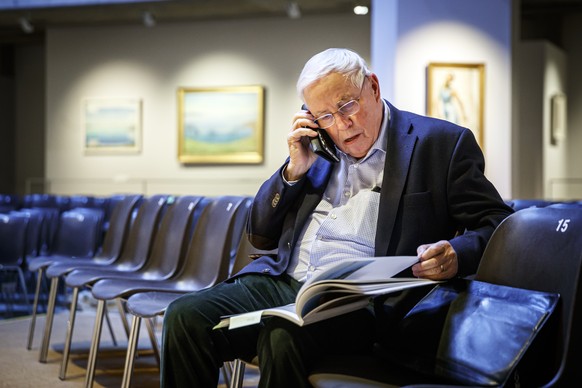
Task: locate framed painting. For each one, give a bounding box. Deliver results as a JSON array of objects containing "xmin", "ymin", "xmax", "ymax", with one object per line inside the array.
[
  {"xmin": 83, "ymin": 98, "xmax": 142, "ymax": 154},
  {"xmin": 177, "ymin": 85, "xmax": 265, "ymax": 164},
  {"xmin": 550, "ymin": 93, "xmax": 567, "ymax": 145},
  {"xmin": 427, "ymin": 63, "xmax": 485, "ymax": 149}
]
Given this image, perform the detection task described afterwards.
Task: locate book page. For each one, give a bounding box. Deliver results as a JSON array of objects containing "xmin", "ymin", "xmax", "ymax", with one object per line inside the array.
[
  {"xmin": 214, "ymin": 256, "xmax": 436, "ymax": 330},
  {"xmin": 296, "ymin": 256, "xmax": 423, "ymax": 315},
  {"xmin": 215, "ymin": 303, "xmax": 303, "ymax": 330}
]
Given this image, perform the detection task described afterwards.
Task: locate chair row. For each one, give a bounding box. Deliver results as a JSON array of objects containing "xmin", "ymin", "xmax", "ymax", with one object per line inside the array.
[
  {"xmin": 25, "ymin": 193, "xmax": 256, "ymax": 387},
  {"xmin": 1, "ymin": 193, "xmax": 129, "ymax": 247},
  {"xmin": 1, "ymin": 205, "xmax": 107, "ymax": 317},
  {"xmin": 0, "ymin": 193, "xmax": 121, "ymax": 214},
  {"xmin": 0, "ymin": 193, "xmax": 132, "ymax": 260}
]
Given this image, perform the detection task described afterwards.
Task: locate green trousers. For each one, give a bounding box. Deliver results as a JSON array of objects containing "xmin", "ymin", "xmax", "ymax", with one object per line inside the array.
[{"xmin": 161, "ymin": 273, "xmax": 376, "ymax": 388}]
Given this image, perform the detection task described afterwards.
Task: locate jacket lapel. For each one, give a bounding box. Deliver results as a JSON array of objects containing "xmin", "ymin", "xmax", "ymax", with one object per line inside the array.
[{"xmin": 375, "ymin": 102, "xmax": 417, "ymax": 256}]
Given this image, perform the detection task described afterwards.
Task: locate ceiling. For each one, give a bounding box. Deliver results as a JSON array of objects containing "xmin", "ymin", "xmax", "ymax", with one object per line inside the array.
[
  {"xmin": 0, "ymin": 0, "xmax": 367, "ymax": 43},
  {"xmin": 0, "ymin": 0, "xmax": 581, "ymax": 45}
]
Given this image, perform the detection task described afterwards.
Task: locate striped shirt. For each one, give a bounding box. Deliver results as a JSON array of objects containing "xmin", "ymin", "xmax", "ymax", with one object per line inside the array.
[{"xmin": 288, "ymin": 101, "xmax": 390, "ymax": 282}]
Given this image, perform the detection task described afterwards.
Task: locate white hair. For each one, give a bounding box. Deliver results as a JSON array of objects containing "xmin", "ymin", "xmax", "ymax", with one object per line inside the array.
[{"xmin": 296, "ymin": 48, "xmax": 371, "ymax": 102}]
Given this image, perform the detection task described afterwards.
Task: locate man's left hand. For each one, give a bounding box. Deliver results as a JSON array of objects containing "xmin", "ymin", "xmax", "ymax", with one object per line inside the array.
[{"xmin": 413, "ymin": 240, "xmax": 458, "ymax": 280}]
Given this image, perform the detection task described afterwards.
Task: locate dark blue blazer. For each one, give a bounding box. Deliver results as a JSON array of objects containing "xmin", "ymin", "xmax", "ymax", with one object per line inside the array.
[{"xmin": 238, "ymin": 101, "xmax": 512, "ymax": 279}]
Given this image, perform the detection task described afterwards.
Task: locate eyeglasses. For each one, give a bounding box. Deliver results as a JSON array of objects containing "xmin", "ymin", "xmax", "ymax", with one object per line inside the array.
[{"xmin": 314, "ymin": 77, "xmax": 366, "ymax": 129}]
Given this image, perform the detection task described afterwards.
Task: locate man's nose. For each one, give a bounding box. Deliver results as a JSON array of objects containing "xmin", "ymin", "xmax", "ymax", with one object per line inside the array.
[{"xmin": 333, "ymin": 113, "xmax": 351, "ymax": 130}]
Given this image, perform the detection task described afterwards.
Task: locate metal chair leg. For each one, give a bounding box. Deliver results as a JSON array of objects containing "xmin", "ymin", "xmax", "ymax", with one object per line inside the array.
[
  {"xmin": 27, "ymin": 269, "xmax": 43, "ymax": 350},
  {"xmin": 59, "ymin": 286, "xmax": 79, "ymax": 380},
  {"xmin": 229, "ymin": 358, "xmax": 246, "ymax": 388},
  {"xmin": 144, "ymin": 317, "xmax": 160, "ymax": 365},
  {"xmin": 16, "ymin": 267, "xmax": 31, "ymax": 311},
  {"xmin": 104, "ymin": 303, "xmax": 118, "ymax": 347},
  {"xmin": 84, "ymin": 299, "xmax": 105, "ymax": 388},
  {"xmin": 120, "ymin": 315, "xmax": 141, "ymax": 388},
  {"xmin": 39, "ymin": 276, "xmax": 59, "ymax": 363},
  {"xmin": 116, "ymin": 298, "xmax": 131, "ymax": 338}
]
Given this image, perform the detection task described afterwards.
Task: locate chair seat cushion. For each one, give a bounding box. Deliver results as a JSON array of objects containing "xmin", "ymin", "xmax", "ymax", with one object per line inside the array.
[{"xmin": 379, "ymin": 279, "xmax": 559, "ymax": 386}]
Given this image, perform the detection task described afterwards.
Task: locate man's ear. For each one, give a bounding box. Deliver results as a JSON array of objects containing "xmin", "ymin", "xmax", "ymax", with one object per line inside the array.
[{"xmin": 368, "ymin": 73, "xmax": 381, "ymax": 101}]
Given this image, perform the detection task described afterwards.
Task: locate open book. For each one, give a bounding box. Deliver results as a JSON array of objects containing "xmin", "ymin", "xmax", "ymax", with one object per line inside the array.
[{"xmin": 214, "ymin": 256, "xmax": 437, "ymax": 329}]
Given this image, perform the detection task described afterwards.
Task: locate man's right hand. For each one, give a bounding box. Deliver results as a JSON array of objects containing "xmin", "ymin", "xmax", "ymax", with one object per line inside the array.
[{"xmin": 284, "ymin": 110, "xmax": 319, "ymax": 181}]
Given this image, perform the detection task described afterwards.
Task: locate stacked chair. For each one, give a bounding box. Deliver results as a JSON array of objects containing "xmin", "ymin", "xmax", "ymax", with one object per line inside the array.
[
  {"xmin": 30, "ymin": 194, "xmax": 143, "ymax": 357},
  {"xmin": 0, "ymin": 212, "xmax": 30, "ymax": 315},
  {"xmin": 26, "ymin": 206, "xmax": 105, "ymax": 354},
  {"xmin": 46, "ymin": 194, "xmax": 174, "ymax": 376},
  {"xmin": 117, "ymin": 196, "xmax": 252, "ymax": 387},
  {"xmin": 58, "ymin": 195, "xmax": 206, "ymax": 381}
]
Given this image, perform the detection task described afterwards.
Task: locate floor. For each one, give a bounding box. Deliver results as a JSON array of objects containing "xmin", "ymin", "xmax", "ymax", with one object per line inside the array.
[{"xmin": 0, "ymin": 287, "xmax": 260, "ymax": 387}]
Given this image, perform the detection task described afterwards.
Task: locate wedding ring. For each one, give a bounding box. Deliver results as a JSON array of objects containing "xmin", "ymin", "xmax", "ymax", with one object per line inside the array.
[{"xmin": 440, "ymin": 264, "xmax": 445, "ymax": 272}]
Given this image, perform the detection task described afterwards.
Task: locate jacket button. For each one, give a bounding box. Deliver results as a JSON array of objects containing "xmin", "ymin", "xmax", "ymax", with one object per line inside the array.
[{"xmin": 271, "ymin": 193, "xmax": 280, "ymax": 208}]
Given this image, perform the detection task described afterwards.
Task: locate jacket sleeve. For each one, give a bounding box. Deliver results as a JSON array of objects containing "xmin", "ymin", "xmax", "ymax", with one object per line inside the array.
[
  {"xmin": 247, "ymin": 163, "xmax": 306, "ymax": 250},
  {"xmin": 446, "ymin": 128, "xmax": 513, "ymax": 275}
]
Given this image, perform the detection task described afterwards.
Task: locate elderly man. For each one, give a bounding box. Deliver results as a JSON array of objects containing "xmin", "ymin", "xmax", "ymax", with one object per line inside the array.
[{"xmin": 161, "ymin": 48, "xmax": 513, "ymax": 387}]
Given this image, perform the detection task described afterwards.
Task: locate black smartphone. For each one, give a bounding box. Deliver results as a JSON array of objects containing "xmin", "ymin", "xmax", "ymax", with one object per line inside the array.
[
  {"xmin": 309, "ymin": 128, "xmax": 340, "ymax": 163},
  {"xmin": 301, "ymin": 104, "xmax": 339, "ymax": 163}
]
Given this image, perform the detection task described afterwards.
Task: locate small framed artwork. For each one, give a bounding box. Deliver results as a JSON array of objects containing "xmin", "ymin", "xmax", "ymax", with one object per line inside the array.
[
  {"xmin": 550, "ymin": 93, "xmax": 567, "ymax": 145},
  {"xmin": 427, "ymin": 63, "xmax": 485, "ymax": 149},
  {"xmin": 83, "ymin": 98, "xmax": 142, "ymax": 154},
  {"xmin": 177, "ymin": 85, "xmax": 265, "ymax": 164}
]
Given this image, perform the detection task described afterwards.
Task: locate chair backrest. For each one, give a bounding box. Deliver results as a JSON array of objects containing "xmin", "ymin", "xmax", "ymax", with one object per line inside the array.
[
  {"xmin": 102, "ymin": 194, "xmax": 129, "ymax": 232},
  {"xmin": 0, "ymin": 214, "xmax": 29, "ymax": 267},
  {"xmin": 9, "ymin": 208, "xmax": 45, "ymax": 257},
  {"xmin": 23, "ymin": 206, "xmax": 60, "ymax": 254},
  {"xmin": 0, "ymin": 194, "xmax": 20, "ymax": 213},
  {"xmin": 137, "ymin": 195, "xmax": 204, "ymax": 279},
  {"xmin": 172, "ymin": 196, "xmax": 250, "ymax": 288},
  {"xmin": 230, "ymin": 222, "xmax": 278, "ymax": 276},
  {"xmin": 93, "ymin": 194, "xmax": 142, "ymax": 260},
  {"xmin": 506, "ymin": 198, "xmax": 556, "ymax": 211},
  {"xmin": 475, "ymin": 207, "xmax": 582, "ymax": 386},
  {"xmin": 49, "ymin": 208, "xmax": 104, "ymax": 258},
  {"xmin": 26, "ymin": 193, "xmax": 57, "ymax": 209},
  {"xmin": 110, "ymin": 194, "xmax": 170, "ymax": 270}
]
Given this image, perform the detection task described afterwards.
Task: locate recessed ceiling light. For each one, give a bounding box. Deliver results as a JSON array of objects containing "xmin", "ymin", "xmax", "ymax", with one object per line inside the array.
[{"xmin": 354, "ymin": 5, "xmax": 369, "ymax": 15}]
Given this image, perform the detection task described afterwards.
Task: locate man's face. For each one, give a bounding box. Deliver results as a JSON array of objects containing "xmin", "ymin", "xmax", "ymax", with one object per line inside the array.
[{"xmin": 304, "ymin": 72, "xmax": 382, "ymax": 159}]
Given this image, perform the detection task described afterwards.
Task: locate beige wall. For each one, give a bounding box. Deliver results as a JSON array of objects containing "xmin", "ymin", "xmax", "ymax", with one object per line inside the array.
[
  {"xmin": 45, "ymin": 14, "xmax": 370, "ymax": 196},
  {"xmin": 381, "ymin": 0, "xmax": 514, "ymax": 199}
]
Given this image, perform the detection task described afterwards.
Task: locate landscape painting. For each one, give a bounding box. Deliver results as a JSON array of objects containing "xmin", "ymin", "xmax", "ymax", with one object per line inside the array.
[{"xmin": 178, "ymin": 86, "xmax": 264, "ymax": 164}]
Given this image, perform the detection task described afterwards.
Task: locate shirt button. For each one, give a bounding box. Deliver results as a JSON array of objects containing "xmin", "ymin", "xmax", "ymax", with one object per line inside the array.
[
  {"xmin": 344, "ymin": 191, "xmax": 350, "ymax": 197},
  {"xmin": 262, "ymin": 268, "xmax": 271, "ymax": 273},
  {"xmin": 330, "ymin": 213, "xmax": 337, "ymax": 219},
  {"xmin": 308, "ymin": 265, "xmax": 315, "ymax": 271}
]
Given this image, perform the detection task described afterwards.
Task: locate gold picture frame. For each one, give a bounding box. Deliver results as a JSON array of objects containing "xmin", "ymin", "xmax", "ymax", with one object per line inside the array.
[
  {"xmin": 427, "ymin": 63, "xmax": 485, "ymax": 149},
  {"xmin": 177, "ymin": 85, "xmax": 265, "ymax": 164}
]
